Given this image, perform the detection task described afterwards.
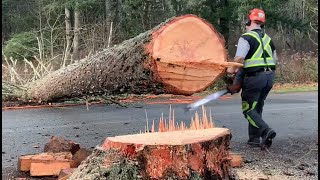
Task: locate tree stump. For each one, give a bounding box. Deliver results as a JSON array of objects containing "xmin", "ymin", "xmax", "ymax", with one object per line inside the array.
[
  {"xmin": 25, "ymin": 14, "xmax": 231, "ymax": 102},
  {"xmin": 68, "ymin": 128, "xmax": 234, "ymax": 180}
]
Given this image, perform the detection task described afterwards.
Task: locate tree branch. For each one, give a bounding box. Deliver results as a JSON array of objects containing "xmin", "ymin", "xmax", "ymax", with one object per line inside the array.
[{"xmin": 308, "ymin": 32, "xmax": 318, "ymax": 46}]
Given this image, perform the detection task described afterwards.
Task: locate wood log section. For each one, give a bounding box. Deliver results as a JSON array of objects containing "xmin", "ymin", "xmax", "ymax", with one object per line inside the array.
[
  {"xmin": 30, "ymin": 162, "xmax": 71, "ymax": 176},
  {"xmin": 25, "ymin": 14, "xmax": 242, "ymax": 102},
  {"xmin": 18, "ymin": 152, "xmax": 74, "ymax": 172},
  {"xmin": 69, "ymin": 108, "xmax": 236, "ymax": 180}
]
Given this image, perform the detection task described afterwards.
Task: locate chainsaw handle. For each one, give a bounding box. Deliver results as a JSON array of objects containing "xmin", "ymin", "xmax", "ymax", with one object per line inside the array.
[{"xmin": 222, "ymin": 62, "xmax": 243, "ymax": 67}]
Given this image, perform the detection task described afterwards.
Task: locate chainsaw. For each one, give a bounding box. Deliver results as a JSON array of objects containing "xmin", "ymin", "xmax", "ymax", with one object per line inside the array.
[{"xmin": 184, "ymin": 73, "xmax": 241, "ymax": 111}]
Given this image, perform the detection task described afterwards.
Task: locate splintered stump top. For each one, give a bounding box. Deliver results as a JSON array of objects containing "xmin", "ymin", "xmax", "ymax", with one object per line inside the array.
[
  {"xmin": 69, "ymin": 128, "xmax": 233, "ymax": 180},
  {"xmin": 146, "ymin": 14, "xmax": 227, "ymax": 94},
  {"xmin": 104, "ymin": 128, "xmax": 229, "ymax": 145}
]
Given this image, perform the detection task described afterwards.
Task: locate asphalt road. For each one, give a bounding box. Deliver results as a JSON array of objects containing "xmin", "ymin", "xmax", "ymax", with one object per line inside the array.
[{"xmin": 2, "ymin": 92, "xmax": 318, "ymax": 169}]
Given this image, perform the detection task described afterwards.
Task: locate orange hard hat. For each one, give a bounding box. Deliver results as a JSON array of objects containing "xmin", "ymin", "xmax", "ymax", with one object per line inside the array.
[{"xmin": 248, "ymin": 8, "xmax": 266, "ymax": 23}]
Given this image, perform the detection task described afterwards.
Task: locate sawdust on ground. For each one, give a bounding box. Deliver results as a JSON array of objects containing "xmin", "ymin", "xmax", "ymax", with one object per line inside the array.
[{"xmin": 232, "ymin": 134, "xmax": 318, "ymax": 180}]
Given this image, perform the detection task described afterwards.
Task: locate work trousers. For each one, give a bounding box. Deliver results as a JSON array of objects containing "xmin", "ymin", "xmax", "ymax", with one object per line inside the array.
[{"xmin": 241, "ymin": 71, "xmax": 275, "ymax": 139}]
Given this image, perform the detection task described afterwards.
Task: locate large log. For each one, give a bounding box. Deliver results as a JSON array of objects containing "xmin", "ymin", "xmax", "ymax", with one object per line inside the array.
[{"xmin": 26, "ymin": 14, "xmax": 231, "ymax": 102}]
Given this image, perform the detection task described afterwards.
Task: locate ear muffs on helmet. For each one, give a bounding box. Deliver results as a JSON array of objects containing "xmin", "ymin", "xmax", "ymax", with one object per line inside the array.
[{"xmin": 245, "ymin": 16, "xmax": 251, "ymax": 26}]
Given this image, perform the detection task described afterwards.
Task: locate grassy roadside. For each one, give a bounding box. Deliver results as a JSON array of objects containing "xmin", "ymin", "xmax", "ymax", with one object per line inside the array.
[
  {"xmin": 2, "ymin": 83, "xmax": 317, "ymax": 109},
  {"xmin": 197, "ymin": 82, "xmax": 318, "ymax": 96},
  {"xmin": 271, "ymin": 83, "xmax": 318, "ymax": 93}
]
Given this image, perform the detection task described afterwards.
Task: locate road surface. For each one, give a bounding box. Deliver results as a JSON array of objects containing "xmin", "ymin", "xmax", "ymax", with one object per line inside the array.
[{"xmin": 2, "ymin": 92, "xmax": 318, "ymax": 172}]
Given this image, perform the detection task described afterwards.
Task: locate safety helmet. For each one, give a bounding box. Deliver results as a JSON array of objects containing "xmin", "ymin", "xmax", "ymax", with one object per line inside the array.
[{"xmin": 245, "ymin": 8, "xmax": 266, "ymax": 26}]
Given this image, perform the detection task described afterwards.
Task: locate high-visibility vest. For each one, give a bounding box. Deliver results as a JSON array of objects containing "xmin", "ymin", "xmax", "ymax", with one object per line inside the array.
[{"xmin": 242, "ymin": 31, "xmax": 276, "ymax": 68}]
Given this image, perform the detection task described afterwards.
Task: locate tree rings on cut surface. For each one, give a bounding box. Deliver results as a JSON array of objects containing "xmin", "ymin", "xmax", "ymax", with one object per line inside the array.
[{"xmin": 146, "ymin": 14, "xmax": 227, "ymax": 95}]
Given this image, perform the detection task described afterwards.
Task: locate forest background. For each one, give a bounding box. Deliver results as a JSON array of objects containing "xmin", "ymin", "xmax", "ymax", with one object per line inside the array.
[{"xmin": 2, "ymin": 0, "xmax": 318, "ymax": 99}]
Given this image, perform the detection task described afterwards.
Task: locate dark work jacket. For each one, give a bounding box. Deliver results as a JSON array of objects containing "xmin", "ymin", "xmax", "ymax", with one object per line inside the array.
[{"xmin": 241, "ymin": 29, "xmax": 276, "ymax": 74}]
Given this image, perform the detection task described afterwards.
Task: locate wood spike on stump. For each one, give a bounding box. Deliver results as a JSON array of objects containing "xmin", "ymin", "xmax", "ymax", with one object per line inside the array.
[
  {"xmin": 146, "ymin": 105, "xmax": 215, "ymax": 133},
  {"xmin": 24, "ymin": 14, "xmax": 232, "ymax": 102},
  {"xmin": 68, "ymin": 106, "xmax": 235, "ymax": 179}
]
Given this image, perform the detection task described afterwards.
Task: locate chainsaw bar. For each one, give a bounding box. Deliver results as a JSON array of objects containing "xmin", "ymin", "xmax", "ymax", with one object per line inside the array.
[{"xmin": 185, "ymin": 89, "xmax": 229, "ymax": 111}]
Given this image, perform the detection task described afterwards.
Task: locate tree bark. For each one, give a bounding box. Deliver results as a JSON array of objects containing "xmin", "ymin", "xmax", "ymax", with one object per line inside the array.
[
  {"xmin": 107, "ymin": 21, "xmax": 113, "ymax": 48},
  {"xmin": 69, "ymin": 128, "xmax": 234, "ymax": 180},
  {"xmin": 72, "ymin": 4, "xmax": 80, "ymax": 61},
  {"xmin": 105, "ymin": 0, "xmax": 113, "ymax": 48},
  {"xmin": 63, "ymin": 7, "xmax": 72, "ymax": 67},
  {"xmin": 142, "ymin": 0, "xmax": 151, "ymax": 31},
  {"xmin": 25, "ymin": 14, "xmax": 230, "ymax": 102}
]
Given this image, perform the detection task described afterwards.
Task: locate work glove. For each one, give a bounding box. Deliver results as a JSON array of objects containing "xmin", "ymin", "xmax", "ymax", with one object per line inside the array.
[
  {"xmin": 226, "ymin": 66, "xmax": 239, "ymax": 74},
  {"xmin": 223, "ymin": 74, "xmax": 241, "ymax": 95},
  {"xmin": 226, "ymin": 67, "xmax": 243, "ymax": 95},
  {"xmin": 227, "ymin": 83, "xmax": 242, "ymax": 95}
]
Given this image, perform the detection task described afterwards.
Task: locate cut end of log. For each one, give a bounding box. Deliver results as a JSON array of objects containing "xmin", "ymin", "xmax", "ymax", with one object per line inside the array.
[{"xmin": 147, "ymin": 14, "xmax": 227, "ymax": 95}]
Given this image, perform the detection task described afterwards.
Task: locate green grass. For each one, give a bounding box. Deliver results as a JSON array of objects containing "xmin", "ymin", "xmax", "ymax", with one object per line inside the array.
[
  {"xmin": 199, "ymin": 83, "xmax": 318, "ymax": 96},
  {"xmin": 271, "ymin": 85, "xmax": 318, "ymax": 94}
]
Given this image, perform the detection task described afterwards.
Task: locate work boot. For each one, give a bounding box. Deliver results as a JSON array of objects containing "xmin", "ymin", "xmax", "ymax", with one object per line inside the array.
[
  {"xmin": 247, "ymin": 137, "xmax": 260, "ymax": 147},
  {"xmin": 261, "ymin": 128, "xmax": 276, "ymax": 150}
]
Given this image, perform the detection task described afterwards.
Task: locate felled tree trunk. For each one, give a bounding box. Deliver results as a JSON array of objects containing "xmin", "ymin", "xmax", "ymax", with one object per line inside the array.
[
  {"xmin": 26, "ymin": 14, "xmax": 233, "ymax": 102},
  {"xmin": 69, "ymin": 128, "xmax": 234, "ymax": 180}
]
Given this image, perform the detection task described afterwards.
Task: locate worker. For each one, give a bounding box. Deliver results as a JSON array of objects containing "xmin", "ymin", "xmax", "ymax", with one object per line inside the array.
[{"xmin": 226, "ymin": 8, "xmax": 277, "ymax": 149}]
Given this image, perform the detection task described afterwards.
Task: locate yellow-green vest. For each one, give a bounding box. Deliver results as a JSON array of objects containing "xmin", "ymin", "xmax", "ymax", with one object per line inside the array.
[{"xmin": 242, "ymin": 31, "xmax": 276, "ymax": 68}]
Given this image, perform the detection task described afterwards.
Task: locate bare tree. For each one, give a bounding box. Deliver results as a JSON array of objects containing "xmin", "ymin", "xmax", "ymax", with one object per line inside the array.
[
  {"xmin": 72, "ymin": 1, "xmax": 80, "ymax": 61},
  {"xmin": 63, "ymin": 7, "xmax": 72, "ymax": 67},
  {"xmin": 106, "ymin": 0, "xmax": 113, "ymax": 48}
]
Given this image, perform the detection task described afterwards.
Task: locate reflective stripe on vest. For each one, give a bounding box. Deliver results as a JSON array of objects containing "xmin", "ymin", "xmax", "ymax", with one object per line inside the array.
[{"xmin": 242, "ymin": 31, "xmax": 275, "ymax": 68}]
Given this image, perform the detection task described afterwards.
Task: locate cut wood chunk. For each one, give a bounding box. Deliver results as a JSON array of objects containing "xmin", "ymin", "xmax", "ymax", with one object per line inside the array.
[
  {"xmin": 69, "ymin": 128, "xmax": 234, "ymax": 179},
  {"xmin": 58, "ymin": 168, "xmax": 76, "ymax": 180},
  {"xmin": 18, "ymin": 154, "xmax": 34, "ymax": 172},
  {"xmin": 25, "ymin": 14, "xmax": 227, "ymax": 102},
  {"xmin": 44, "ymin": 136, "xmax": 80, "ymax": 155},
  {"xmin": 30, "ymin": 162, "xmax": 71, "ymax": 176},
  {"xmin": 72, "ymin": 148, "xmax": 92, "ymax": 167},
  {"xmin": 18, "ymin": 152, "xmax": 73, "ymax": 172},
  {"xmin": 230, "ymin": 153, "xmax": 243, "ymax": 168}
]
